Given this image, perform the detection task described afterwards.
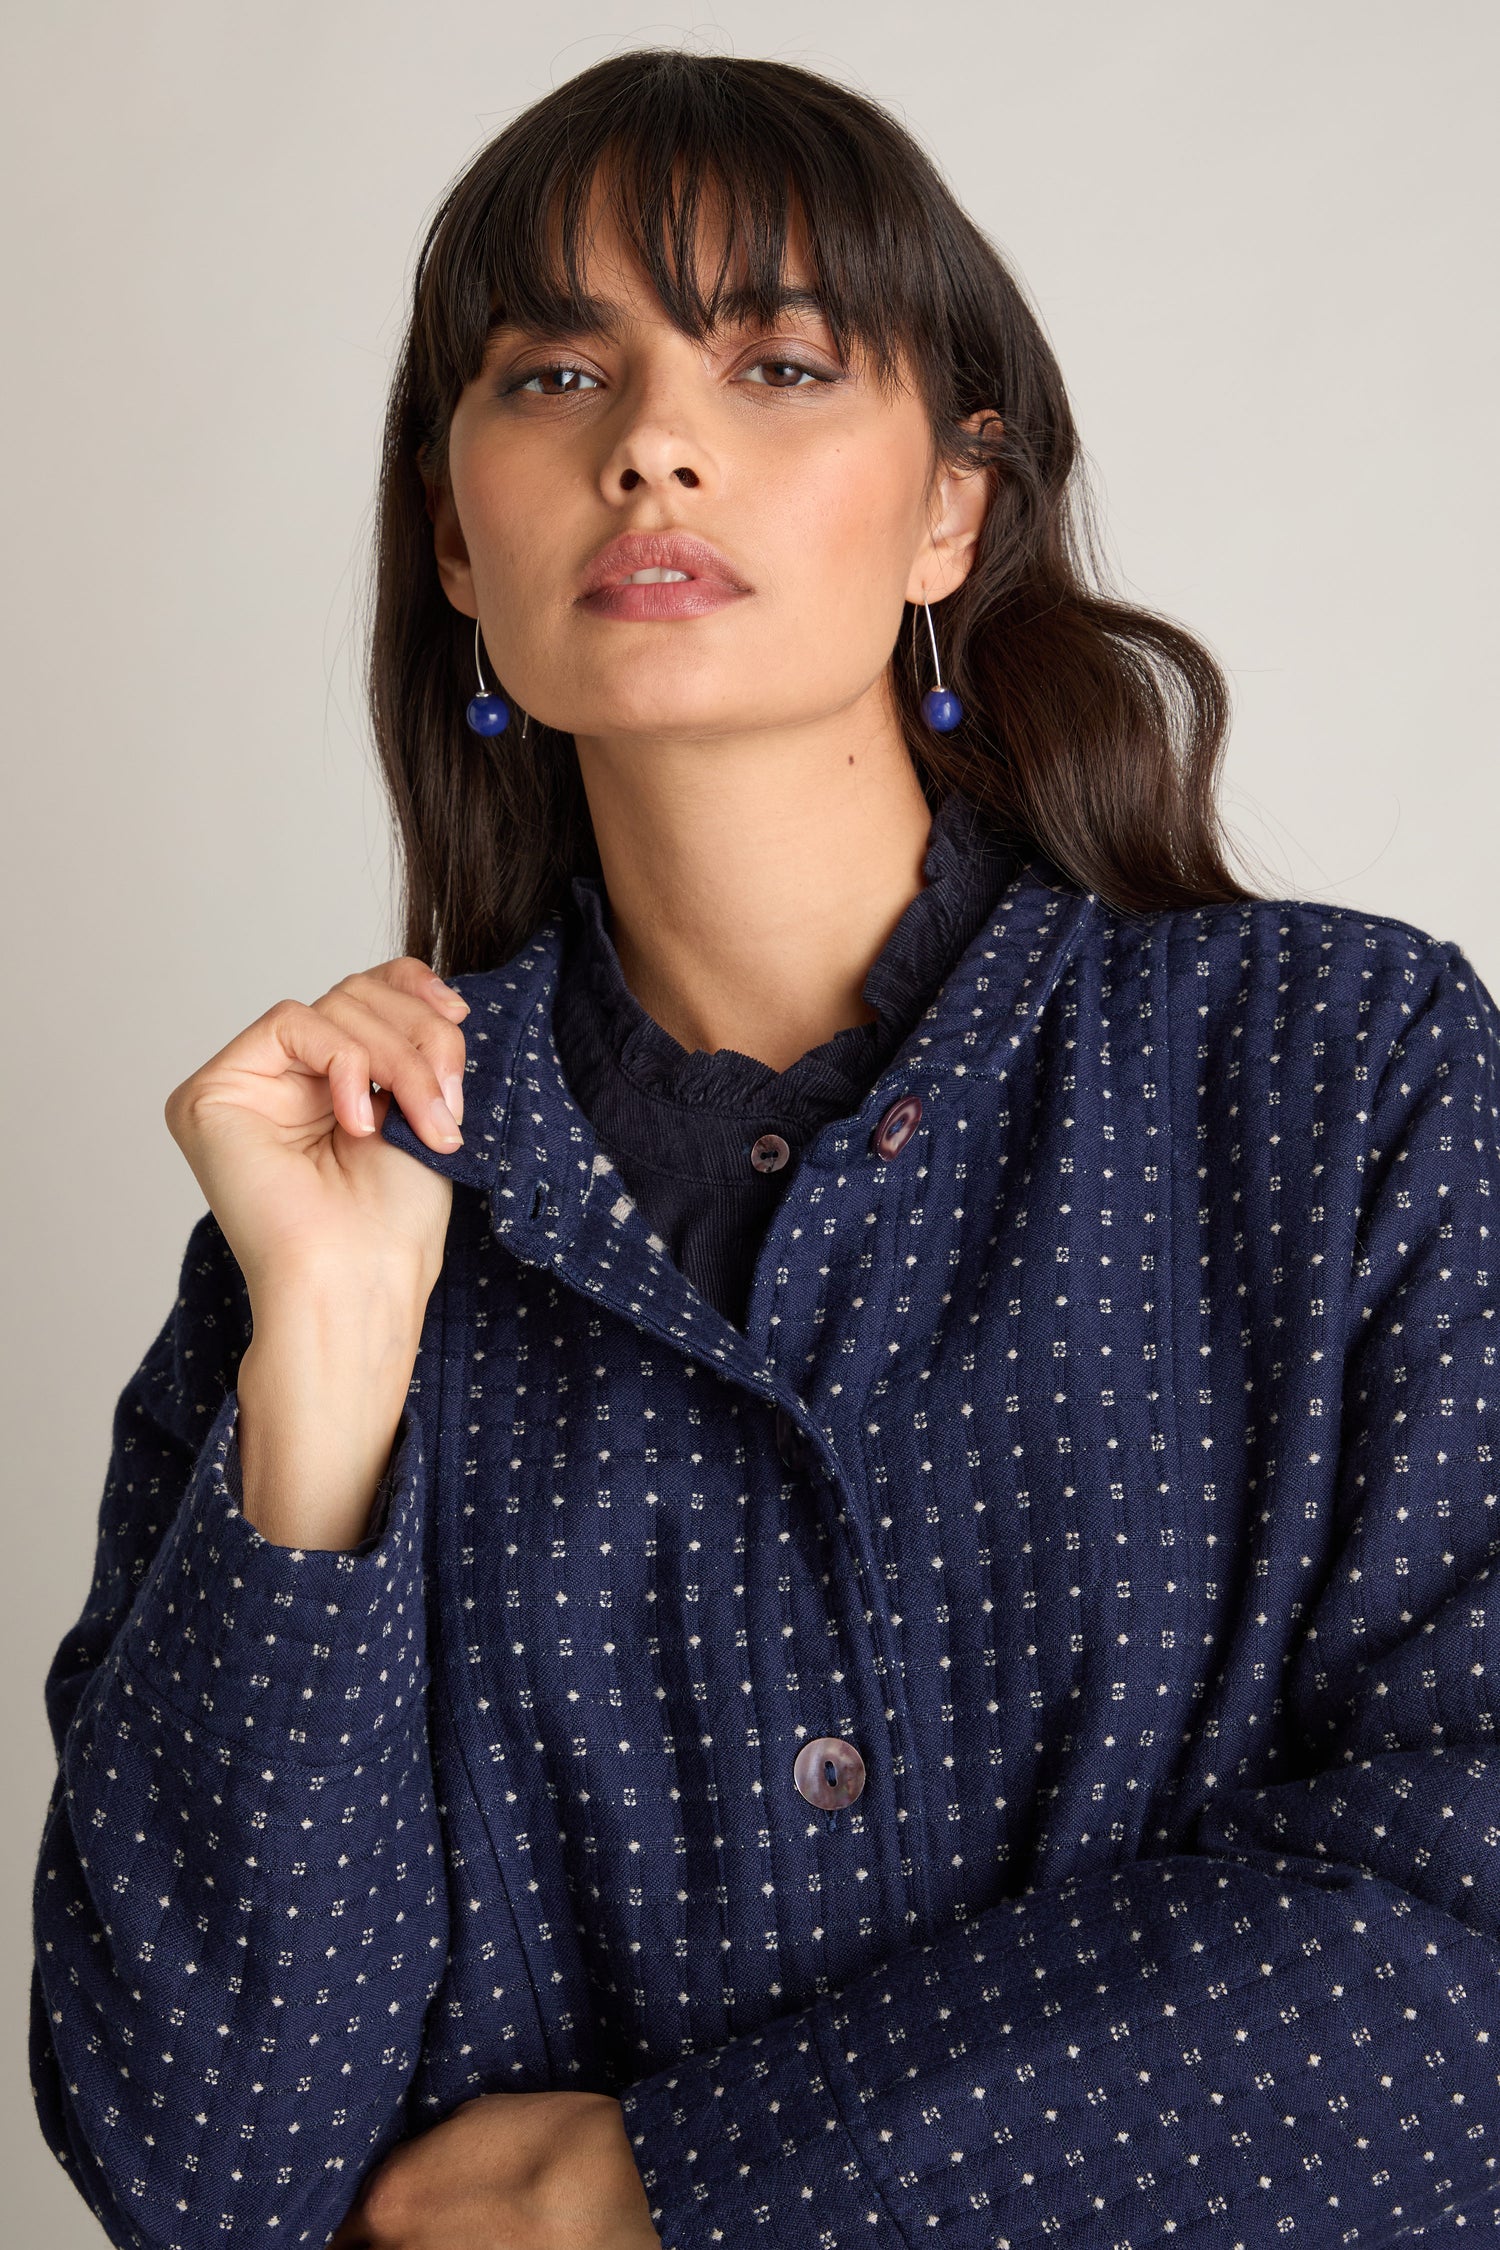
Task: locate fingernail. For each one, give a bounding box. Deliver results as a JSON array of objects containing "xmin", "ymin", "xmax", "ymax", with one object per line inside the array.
[
  {"xmin": 430, "ymin": 1094, "xmax": 463, "ymax": 1145},
  {"xmin": 358, "ymin": 1088, "xmax": 375, "ymax": 1132},
  {"xmin": 441, "ymin": 1071, "xmax": 465, "ymax": 1127}
]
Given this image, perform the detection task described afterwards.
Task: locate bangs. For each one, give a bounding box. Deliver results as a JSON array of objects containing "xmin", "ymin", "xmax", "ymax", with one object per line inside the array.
[{"xmin": 412, "ymin": 51, "xmax": 952, "ymax": 431}]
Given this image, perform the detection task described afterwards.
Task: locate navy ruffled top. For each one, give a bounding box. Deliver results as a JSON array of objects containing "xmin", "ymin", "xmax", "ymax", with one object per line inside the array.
[{"xmin": 551, "ymin": 788, "xmax": 1018, "ymax": 1327}]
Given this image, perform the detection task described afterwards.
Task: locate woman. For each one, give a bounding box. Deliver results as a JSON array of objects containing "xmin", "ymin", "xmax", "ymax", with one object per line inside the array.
[{"xmin": 31, "ymin": 47, "xmax": 1500, "ymax": 2250}]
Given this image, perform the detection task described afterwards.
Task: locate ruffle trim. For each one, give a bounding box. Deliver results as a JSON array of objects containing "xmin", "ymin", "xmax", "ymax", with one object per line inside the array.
[{"xmin": 558, "ymin": 791, "xmax": 1016, "ymax": 1121}]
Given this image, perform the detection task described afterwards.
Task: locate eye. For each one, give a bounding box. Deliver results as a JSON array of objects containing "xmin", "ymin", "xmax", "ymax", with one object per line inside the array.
[
  {"xmin": 497, "ymin": 350, "xmax": 841, "ymax": 402},
  {"xmin": 738, "ymin": 356, "xmax": 836, "ymax": 390},
  {"xmin": 502, "ymin": 362, "xmax": 601, "ymax": 397}
]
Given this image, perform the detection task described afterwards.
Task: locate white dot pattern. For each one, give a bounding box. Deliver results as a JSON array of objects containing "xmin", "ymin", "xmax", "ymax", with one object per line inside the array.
[{"xmin": 30, "ymin": 861, "xmax": 1500, "ymax": 2245}]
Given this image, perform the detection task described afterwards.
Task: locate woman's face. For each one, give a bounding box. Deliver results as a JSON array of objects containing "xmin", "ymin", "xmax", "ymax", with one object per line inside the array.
[{"xmin": 430, "ymin": 187, "xmax": 991, "ymax": 750}]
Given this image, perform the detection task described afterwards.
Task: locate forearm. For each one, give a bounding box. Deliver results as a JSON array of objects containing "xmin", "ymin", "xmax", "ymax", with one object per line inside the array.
[{"xmin": 236, "ymin": 1273, "xmax": 428, "ymax": 1551}]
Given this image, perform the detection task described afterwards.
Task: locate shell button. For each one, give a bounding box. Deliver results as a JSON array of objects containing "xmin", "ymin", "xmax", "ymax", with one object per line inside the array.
[
  {"xmin": 749, "ymin": 1131, "xmax": 791, "ymax": 1174},
  {"xmin": 793, "ymin": 1735, "xmax": 866, "ymax": 1811},
  {"xmin": 870, "ymin": 1093, "xmax": 922, "ymax": 1160}
]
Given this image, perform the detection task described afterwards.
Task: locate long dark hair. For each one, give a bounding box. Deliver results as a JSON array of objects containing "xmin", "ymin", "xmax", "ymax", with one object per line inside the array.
[{"xmin": 366, "ymin": 47, "xmax": 1258, "ymax": 976}]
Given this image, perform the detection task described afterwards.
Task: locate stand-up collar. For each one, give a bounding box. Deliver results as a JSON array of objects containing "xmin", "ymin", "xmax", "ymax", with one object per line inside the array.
[
  {"xmin": 557, "ymin": 785, "xmax": 1019, "ymax": 1125},
  {"xmin": 377, "ymin": 832, "xmax": 1095, "ymax": 1272}
]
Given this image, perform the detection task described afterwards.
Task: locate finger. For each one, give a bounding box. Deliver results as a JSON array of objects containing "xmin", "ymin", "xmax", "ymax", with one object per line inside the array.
[
  {"xmin": 320, "ymin": 970, "xmax": 471, "ymax": 1078},
  {"xmin": 350, "ymin": 954, "xmax": 471, "ymax": 1024},
  {"xmin": 195, "ymin": 996, "xmax": 464, "ymax": 1152},
  {"xmin": 325, "ymin": 2180, "xmax": 379, "ymax": 2247},
  {"xmin": 309, "ymin": 985, "xmax": 468, "ymax": 1148},
  {"xmin": 314, "ymin": 979, "xmax": 469, "ymax": 1128},
  {"xmin": 318, "ymin": 967, "xmax": 471, "ymax": 1126}
]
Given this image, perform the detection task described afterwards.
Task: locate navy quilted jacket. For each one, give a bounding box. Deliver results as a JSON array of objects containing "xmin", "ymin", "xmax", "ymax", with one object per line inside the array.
[{"xmin": 30, "ymin": 854, "xmax": 1500, "ymax": 2247}]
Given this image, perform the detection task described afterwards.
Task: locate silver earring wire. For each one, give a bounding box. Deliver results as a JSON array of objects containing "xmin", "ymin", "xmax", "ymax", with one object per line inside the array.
[
  {"xmin": 914, "ymin": 598, "xmax": 945, "ymax": 690},
  {"xmin": 473, "ymin": 616, "xmax": 530, "ymax": 740}
]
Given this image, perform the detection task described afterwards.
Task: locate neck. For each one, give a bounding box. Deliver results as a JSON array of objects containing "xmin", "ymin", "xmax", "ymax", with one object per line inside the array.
[{"xmin": 571, "ymin": 705, "xmax": 936, "ymax": 1076}]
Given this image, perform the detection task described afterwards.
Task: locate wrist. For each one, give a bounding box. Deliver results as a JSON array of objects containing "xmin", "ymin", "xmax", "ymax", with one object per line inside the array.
[
  {"xmin": 243, "ymin": 1269, "xmax": 430, "ymax": 1377},
  {"xmin": 233, "ymin": 1307, "xmax": 424, "ymax": 1553}
]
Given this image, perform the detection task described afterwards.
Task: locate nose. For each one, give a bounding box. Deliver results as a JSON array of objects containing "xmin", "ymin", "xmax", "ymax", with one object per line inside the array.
[
  {"xmin": 599, "ymin": 353, "xmax": 714, "ymax": 498},
  {"xmin": 620, "ymin": 462, "xmax": 698, "ymax": 489}
]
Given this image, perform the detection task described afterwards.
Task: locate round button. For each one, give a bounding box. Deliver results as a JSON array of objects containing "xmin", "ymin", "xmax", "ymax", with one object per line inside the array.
[
  {"xmin": 749, "ymin": 1131, "xmax": 791, "ymax": 1174},
  {"xmin": 793, "ymin": 1736, "xmax": 866, "ymax": 1811},
  {"xmin": 870, "ymin": 1093, "xmax": 922, "ymax": 1160}
]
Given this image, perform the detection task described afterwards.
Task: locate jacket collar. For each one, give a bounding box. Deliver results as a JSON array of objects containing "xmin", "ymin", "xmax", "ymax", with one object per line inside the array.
[{"xmin": 377, "ymin": 853, "xmax": 1096, "ymax": 1274}]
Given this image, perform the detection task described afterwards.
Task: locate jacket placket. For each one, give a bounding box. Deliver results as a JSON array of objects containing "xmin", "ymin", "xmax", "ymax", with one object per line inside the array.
[{"xmin": 377, "ymin": 874, "xmax": 1098, "ymax": 2057}]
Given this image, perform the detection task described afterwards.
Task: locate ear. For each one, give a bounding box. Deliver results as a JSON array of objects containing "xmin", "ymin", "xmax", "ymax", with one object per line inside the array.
[
  {"xmin": 906, "ymin": 408, "xmax": 1002, "ymax": 606},
  {"xmin": 425, "ymin": 472, "xmax": 479, "ymax": 618}
]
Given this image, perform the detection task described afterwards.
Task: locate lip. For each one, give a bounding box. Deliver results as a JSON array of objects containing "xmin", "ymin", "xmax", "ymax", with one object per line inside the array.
[
  {"xmin": 576, "ymin": 528, "xmax": 751, "ymax": 622},
  {"xmin": 580, "ymin": 576, "xmax": 749, "ymax": 621}
]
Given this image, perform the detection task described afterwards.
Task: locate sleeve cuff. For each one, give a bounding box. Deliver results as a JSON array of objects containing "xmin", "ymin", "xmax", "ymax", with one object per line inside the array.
[
  {"xmin": 618, "ymin": 1994, "xmax": 905, "ymax": 2246},
  {"xmin": 113, "ymin": 1385, "xmax": 430, "ymax": 1761}
]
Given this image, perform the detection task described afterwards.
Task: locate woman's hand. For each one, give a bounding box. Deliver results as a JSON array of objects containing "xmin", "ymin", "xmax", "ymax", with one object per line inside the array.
[
  {"xmin": 164, "ymin": 955, "xmax": 470, "ymax": 1310},
  {"xmin": 165, "ymin": 956, "xmax": 475, "ymax": 1548},
  {"xmin": 325, "ymin": 2089, "xmax": 663, "ymax": 2249}
]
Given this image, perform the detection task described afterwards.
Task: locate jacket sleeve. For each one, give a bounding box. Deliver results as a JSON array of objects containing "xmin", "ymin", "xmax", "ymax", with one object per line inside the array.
[
  {"xmin": 29, "ymin": 1205, "xmax": 449, "ymax": 2250},
  {"xmin": 618, "ymin": 939, "xmax": 1500, "ymax": 2248}
]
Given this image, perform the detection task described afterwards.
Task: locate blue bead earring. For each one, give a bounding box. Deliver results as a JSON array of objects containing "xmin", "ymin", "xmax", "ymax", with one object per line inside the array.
[
  {"xmin": 465, "ymin": 618, "xmax": 510, "ymax": 736},
  {"xmin": 917, "ymin": 599, "xmax": 963, "ymax": 733}
]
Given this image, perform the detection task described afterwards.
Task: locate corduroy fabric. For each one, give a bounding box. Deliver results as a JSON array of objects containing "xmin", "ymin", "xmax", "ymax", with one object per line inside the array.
[{"xmin": 30, "ymin": 845, "xmax": 1500, "ymax": 2248}]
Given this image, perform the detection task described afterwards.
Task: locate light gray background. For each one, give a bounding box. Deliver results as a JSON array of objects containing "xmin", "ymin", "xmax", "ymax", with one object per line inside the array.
[{"xmin": 5, "ymin": 3, "xmax": 1496, "ymax": 2236}]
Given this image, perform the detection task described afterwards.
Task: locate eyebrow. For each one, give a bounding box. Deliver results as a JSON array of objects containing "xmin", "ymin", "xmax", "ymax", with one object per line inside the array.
[{"xmin": 487, "ymin": 281, "xmax": 831, "ymax": 347}]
